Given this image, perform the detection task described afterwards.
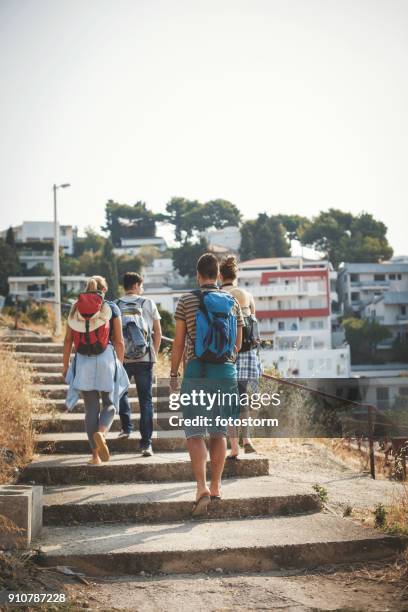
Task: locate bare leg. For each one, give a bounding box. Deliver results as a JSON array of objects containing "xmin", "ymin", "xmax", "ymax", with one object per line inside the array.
[
  {"xmin": 187, "ymin": 437, "xmax": 211, "ymax": 501},
  {"xmin": 228, "ymin": 424, "xmax": 240, "ymax": 457},
  {"xmin": 82, "ymin": 390, "xmax": 102, "ymax": 463},
  {"xmin": 209, "ymin": 435, "xmax": 227, "ymax": 497}
]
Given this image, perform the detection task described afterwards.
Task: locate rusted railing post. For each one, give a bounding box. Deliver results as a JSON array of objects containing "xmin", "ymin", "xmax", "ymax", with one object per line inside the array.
[{"xmin": 367, "ymin": 405, "xmax": 375, "ymax": 480}]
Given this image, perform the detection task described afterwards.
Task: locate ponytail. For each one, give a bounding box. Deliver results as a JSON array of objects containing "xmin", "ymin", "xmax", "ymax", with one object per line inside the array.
[{"xmin": 85, "ymin": 275, "xmax": 108, "ymax": 293}]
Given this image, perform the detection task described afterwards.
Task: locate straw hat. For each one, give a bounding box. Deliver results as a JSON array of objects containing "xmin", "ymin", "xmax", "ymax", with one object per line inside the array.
[{"xmin": 67, "ymin": 301, "xmax": 112, "ymax": 333}]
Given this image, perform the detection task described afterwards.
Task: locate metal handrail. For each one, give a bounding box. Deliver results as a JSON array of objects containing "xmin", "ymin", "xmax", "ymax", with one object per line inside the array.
[{"xmin": 159, "ymin": 333, "xmax": 377, "ymax": 478}]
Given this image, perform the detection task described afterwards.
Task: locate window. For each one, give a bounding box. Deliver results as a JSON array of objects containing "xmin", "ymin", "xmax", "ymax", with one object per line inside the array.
[
  {"xmin": 376, "ymin": 387, "xmax": 389, "ymax": 401},
  {"xmin": 314, "ymin": 340, "xmax": 324, "ymax": 349},
  {"xmin": 401, "ymin": 306, "xmax": 407, "ymax": 316},
  {"xmin": 350, "ymin": 274, "xmax": 359, "ymax": 282},
  {"xmin": 389, "ymin": 274, "xmax": 396, "ymax": 280},
  {"xmin": 278, "ymin": 321, "xmax": 285, "ymax": 331},
  {"xmin": 310, "ymin": 320, "xmax": 324, "ymax": 330},
  {"xmin": 398, "ymin": 274, "xmax": 402, "ymax": 280},
  {"xmin": 351, "ymin": 292, "xmax": 360, "ymax": 302},
  {"xmin": 374, "ymin": 274, "xmax": 386, "ymax": 281},
  {"xmin": 399, "ymin": 387, "xmax": 408, "ymax": 397}
]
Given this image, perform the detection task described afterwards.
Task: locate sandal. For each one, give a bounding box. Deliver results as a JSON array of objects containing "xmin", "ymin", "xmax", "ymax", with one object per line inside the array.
[
  {"xmin": 191, "ymin": 494, "xmax": 211, "ymax": 517},
  {"xmin": 210, "ymin": 495, "xmax": 222, "ymax": 501},
  {"xmin": 226, "ymin": 454, "xmax": 240, "ymax": 461},
  {"xmin": 244, "ymin": 442, "xmax": 256, "ymax": 454},
  {"xmin": 93, "ymin": 432, "xmax": 110, "ymax": 462}
]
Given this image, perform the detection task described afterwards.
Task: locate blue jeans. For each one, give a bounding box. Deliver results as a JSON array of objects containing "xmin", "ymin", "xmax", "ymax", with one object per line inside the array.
[{"xmin": 119, "ymin": 362, "xmax": 154, "ymax": 448}]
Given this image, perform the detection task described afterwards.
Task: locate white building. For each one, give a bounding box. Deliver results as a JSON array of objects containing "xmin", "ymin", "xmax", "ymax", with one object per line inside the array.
[
  {"xmin": 350, "ymin": 364, "xmax": 408, "ymax": 411},
  {"xmin": 143, "ymin": 286, "xmax": 193, "ymax": 315},
  {"xmin": 338, "ymin": 260, "xmax": 408, "ymax": 315},
  {"xmin": 1, "ymin": 221, "xmax": 77, "ymax": 255},
  {"xmin": 238, "ymin": 257, "xmax": 350, "ymax": 378},
  {"xmin": 142, "ymin": 258, "xmax": 185, "ymax": 288},
  {"xmin": 114, "ymin": 237, "xmax": 167, "ymax": 256},
  {"xmin": 362, "ymin": 291, "xmax": 408, "ymax": 351},
  {"xmin": 8, "ymin": 275, "xmax": 87, "ymax": 301},
  {"xmin": 204, "ymin": 225, "xmax": 241, "ymax": 253}
]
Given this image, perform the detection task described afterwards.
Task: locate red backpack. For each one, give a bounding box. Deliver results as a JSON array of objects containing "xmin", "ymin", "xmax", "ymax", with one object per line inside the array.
[{"xmin": 71, "ymin": 292, "xmax": 111, "ymax": 356}]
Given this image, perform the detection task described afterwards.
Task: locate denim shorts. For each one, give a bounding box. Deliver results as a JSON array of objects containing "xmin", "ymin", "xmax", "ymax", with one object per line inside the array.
[{"xmin": 181, "ymin": 359, "xmax": 239, "ymax": 440}]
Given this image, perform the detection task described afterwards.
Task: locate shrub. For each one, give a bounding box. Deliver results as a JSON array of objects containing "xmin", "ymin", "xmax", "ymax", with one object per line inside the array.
[
  {"xmin": 374, "ymin": 503, "xmax": 387, "ymax": 528},
  {"xmin": 312, "ymin": 483, "xmax": 329, "ymax": 504},
  {"xmin": 0, "ymin": 349, "xmax": 37, "ymax": 483}
]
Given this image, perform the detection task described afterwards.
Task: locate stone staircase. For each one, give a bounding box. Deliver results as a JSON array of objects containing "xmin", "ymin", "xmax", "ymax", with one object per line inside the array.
[{"xmin": 2, "ymin": 332, "xmax": 406, "ymax": 576}]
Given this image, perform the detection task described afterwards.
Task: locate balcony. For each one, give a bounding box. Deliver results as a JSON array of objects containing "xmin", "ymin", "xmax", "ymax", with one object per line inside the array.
[
  {"xmin": 252, "ymin": 282, "xmax": 326, "ymax": 297},
  {"xmin": 350, "ymin": 280, "xmax": 390, "ymax": 289}
]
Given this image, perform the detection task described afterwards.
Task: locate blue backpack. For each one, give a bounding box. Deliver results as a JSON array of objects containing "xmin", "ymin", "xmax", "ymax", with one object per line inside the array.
[{"xmin": 193, "ymin": 290, "xmax": 238, "ymax": 363}]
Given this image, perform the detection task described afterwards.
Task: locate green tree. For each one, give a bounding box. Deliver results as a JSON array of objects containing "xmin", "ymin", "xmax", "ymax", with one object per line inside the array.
[
  {"xmin": 300, "ymin": 209, "xmax": 393, "ymax": 268},
  {"xmin": 0, "ymin": 238, "xmax": 20, "ymax": 295},
  {"xmin": 99, "ymin": 240, "xmax": 119, "ymax": 299},
  {"xmin": 166, "ymin": 197, "xmax": 241, "ymax": 244},
  {"xmin": 391, "ymin": 336, "xmax": 408, "ymax": 363},
  {"xmin": 166, "ymin": 197, "xmax": 202, "ymax": 243},
  {"xmin": 103, "ymin": 200, "xmax": 158, "ymax": 246},
  {"xmin": 116, "ymin": 254, "xmax": 143, "ymax": 281},
  {"xmin": 24, "ymin": 263, "xmax": 52, "ymax": 276},
  {"xmin": 275, "ymin": 214, "xmax": 309, "ymax": 241},
  {"xmin": 74, "ymin": 227, "xmax": 106, "ymax": 256},
  {"xmin": 172, "ymin": 238, "xmax": 209, "ymax": 279},
  {"xmin": 239, "ymin": 214, "xmax": 290, "ymax": 260},
  {"xmin": 342, "ymin": 317, "xmax": 391, "ymax": 364},
  {"xmin": 5, "ymin": 226, "xmax": 15, "ymax": 247},
  {"xmin": 158, "ymin": 306, "xmax": 175, "ymax": 340},
  {"xmin": 197, "ymin": 199, "xmax": 241, "ymax": 232}
]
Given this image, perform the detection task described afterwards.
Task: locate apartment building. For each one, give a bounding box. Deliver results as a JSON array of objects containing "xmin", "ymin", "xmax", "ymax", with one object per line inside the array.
[
  {"xmin": 362, "ymin": 291, "xmax": 408, "ymax": 350},
  {"xmin": 142, "ymin": 258, "xmax": 185, "ymax": 288},
  {"xmin": 8, "ymin": 275, "xmax": 87, "ymax": 301},
  {"xmin": 1, "ymin": 221, "xmax": 77, "ymax": 255},
  {"xmin": 238, "ymin": 257, "xmax": 350, "ymax": 377},
  {"xmin": 338, "ymin": 259, "xmax": 408, "ymax": 315},
  {"xmin": 1, "ymin": 221, "xmax": 77, "ymax": 272},
  {"xmin": 113, "ymin": 236, "xmax": 167, "ymax": 256}
]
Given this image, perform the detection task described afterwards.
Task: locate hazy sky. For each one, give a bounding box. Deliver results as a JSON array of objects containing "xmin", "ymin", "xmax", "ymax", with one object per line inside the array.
[{"xmin": 1, "ymin": 0, "xmax": 407, "ymax": 253}]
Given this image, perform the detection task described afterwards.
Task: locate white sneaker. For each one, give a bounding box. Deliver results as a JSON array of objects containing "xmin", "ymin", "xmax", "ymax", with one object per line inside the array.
[
  {"xmin": 118, "ymin": 430, "xmax": 130, "ymax": 439},
  {"xmin": 141, "ymin": 445, "xmax": 153, "ymax": 457}
]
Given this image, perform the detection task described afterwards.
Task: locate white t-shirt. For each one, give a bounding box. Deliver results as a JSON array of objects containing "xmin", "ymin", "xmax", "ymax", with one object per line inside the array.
[{"xmin": 118, "ymin": 295, "xmax": 161, "ymax": 363}]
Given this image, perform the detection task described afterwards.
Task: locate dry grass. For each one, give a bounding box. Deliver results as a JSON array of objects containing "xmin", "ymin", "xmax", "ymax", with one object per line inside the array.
[
  {"xmin": 0, "ymin": 304, "xmax": 66, "ymax": 342},
  {"xmin": 0, "ymin": 348, "xmax": 38, "ymax": 484}
]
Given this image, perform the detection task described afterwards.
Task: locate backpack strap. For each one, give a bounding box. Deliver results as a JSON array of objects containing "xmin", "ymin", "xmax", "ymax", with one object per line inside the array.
[
  {"xmin": 85, "ymin": 320, "xmax": 91, "ymax": 356},
  {"xmin": 192, "ymin": 289, "xmax": 211, "ymax": 323}
]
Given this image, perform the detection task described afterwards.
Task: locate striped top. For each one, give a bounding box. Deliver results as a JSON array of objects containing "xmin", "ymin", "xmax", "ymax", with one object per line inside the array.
[{"xmin": 175, "ymin": 284, "xmax": 244, "ymax": 363}]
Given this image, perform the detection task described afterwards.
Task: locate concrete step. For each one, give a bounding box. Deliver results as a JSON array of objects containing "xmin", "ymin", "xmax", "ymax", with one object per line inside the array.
[
  {"xmin": 36, "ymin": 431, "xmax": 187, "ymax": 453},
  {"xmin": 33, "ymin": 372, "xmax": 65, "ymax": 384},
  {"xmin": 2, "ymin": 342, "xmax": 63, "ymax": 353},
  {"xmin": 21, "ymin": 453, "xmax": 269, "ymax": 485},
  {"xmin": 43, "ymin": 476, "xmax": 321, "ymax": 525},
  {"xmin": 33, "ymin": 396, "xmax": 171, "ymax": 413},
  {"xmin": 36, "ymin": 384, "xmax": 169, "ymax": 399},
  {"xmin": 30, "ymin": 363, "xmax": 63, "ymax": 373},
  {"xmin": 15, "ymin": 352, "xmax": 62, "ymax": 364},
  {"xmin": 0, "ymin": 334, "xmax": 53, "ymax": 343},
  {"xmin": 35, "ymin": 513, "xmax": 406, "ymax": 576},
  {"xmin": 33, "ymin": 413, "xmax": 177, "ymax": 433}
]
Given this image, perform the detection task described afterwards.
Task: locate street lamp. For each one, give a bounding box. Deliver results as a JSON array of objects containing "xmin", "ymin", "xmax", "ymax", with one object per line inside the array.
[{"xmin": 53, "ymin": 183, "xmax": 71, "ymax": 336}]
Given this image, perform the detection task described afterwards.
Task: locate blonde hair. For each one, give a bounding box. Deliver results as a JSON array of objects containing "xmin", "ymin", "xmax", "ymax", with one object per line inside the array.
[
  {"xmin": 85, "ymin": 275, "xmax": 108, "ymax": 292},
  {"xmin": 220, "ymin": 255, "xmax": 238, "ymax": 281}
]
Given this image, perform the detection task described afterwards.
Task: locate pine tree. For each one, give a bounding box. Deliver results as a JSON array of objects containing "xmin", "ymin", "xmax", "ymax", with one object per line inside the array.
[{"xmin": 99, "ymin": 240, "xmax": 119, "ymax": 299}]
